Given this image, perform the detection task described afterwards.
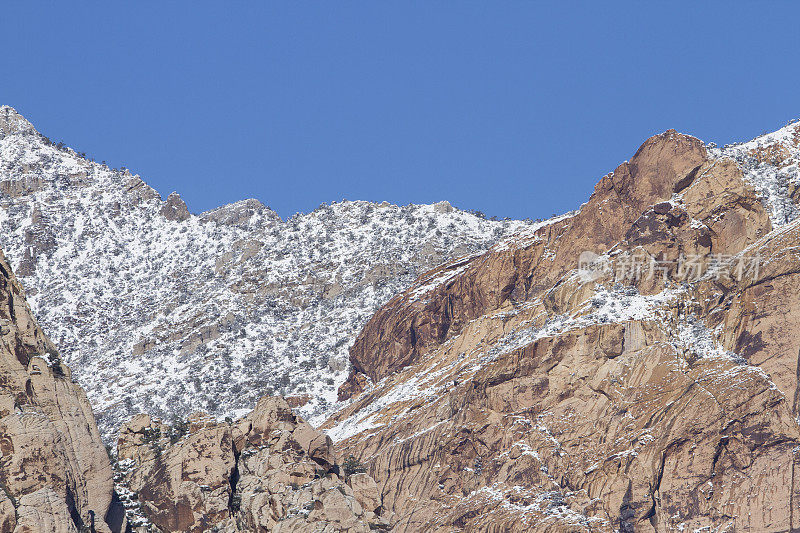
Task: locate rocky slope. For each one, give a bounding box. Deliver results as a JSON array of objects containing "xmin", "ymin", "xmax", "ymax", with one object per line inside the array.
[
  {"xmin": 0, "ymin": 105, "xmax": 530, "ymax": 439},
  {"xmin": 0, "ymin": 234, "xmax": 382, "ymax": 531},
  {"xmin": 115, "ymin": 396, "xmax": 389, "ymax": 532},
  {"xmin": 0, "ymin": 246, "xmax": 123, "ymax": 532},
  {"xmin": 323, "ymin": 122, "xmax": 800, "ymax": 531}
]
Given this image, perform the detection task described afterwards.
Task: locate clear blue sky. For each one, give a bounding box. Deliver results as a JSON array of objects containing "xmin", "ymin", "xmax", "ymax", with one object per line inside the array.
[{"xmin": 1, "ymin": 3, "xmax": 798, "ymax": 220}]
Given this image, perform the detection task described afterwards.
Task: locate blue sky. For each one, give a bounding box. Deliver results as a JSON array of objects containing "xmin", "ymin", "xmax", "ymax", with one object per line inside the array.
[{"xmin": 1, "ymin": 3, "xmax": 798, "ymax": 220}]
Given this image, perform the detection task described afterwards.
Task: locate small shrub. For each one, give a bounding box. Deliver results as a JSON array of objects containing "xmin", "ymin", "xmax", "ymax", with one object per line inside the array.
[
  {"xmin": 45, "ymin": 348, "xmax": 66, "ymax": 377},
  {"xmin": 342, "ymin": 455, "xmax": 366, "ymax": 477},
  {"xmin": 141, "ymin": 426, "xmax": 163, "ymax": 456},
  {"xmin": 169, "ymin": 416, "xmax": 189, "ymax": 444}
]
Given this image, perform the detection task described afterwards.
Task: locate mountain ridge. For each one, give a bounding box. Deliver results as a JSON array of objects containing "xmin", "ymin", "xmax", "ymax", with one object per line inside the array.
[
  {"xmin": 97, "ymin": 118, "xmax": 800, "ymax": 531},
  {"xmin": 0, "ymin": 105, "xmax": 532, "ymax": 439},
  {"xmin": 321, "ymin": 121, "xmax": 800, "ymax": 531},
  {"xmin": 1, "ymin": 104, "xmax": 513, "ymax": 222},
  {"xmin": 4, "ymin": 103, "xmax": 800, "ymax": 530}
]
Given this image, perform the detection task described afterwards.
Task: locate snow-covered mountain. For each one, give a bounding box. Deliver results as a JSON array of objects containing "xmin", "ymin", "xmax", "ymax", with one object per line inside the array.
[{"xmin": 0, "ymin": 105, "xmax": 531, "ymax": 438}]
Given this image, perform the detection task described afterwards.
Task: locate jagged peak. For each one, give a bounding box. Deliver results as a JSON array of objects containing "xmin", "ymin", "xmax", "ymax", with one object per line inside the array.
[
  {"xmin": 160, "ymin": 191, "xmax": 191, "ymax": 222},
  {"xmin": 0, "ymin": 105, "xmax": 37, "ymax": 137},
  {"xmin": 199, "ymin": 197, "xmax": 281, "ymax": 226}
]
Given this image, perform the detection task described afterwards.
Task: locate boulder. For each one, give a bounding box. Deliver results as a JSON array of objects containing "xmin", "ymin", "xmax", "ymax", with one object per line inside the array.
[{"xmin": 348, "ymin": 473, "xmax": 380, "ymax": 513}]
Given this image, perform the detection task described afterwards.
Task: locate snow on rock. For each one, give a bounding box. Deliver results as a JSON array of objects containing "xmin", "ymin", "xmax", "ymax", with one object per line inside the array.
[
  {"xmin": 712, "ymin": 120, "xmax": 800, "ymax": 226},
  {"xmin": 0, "ymin": 105, "xmax": 530, "ymax": 440}
]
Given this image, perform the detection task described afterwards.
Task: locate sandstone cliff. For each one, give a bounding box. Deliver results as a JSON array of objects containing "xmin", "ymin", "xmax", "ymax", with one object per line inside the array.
[
  {"xmin": 325, "ymin": 124, "xmax": 800, "ymax": 531},
  {"xmin": 0, "ymin": 248, "xmax": 121, "ymax": 532},
  {"xmin": 116, "ymin": 396, "xmax": 390, "ymax": 532}
]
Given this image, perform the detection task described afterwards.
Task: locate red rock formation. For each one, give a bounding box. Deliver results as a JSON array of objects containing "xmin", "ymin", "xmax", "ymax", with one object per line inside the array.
[{"xmin": 343, "ymin": 130, "xmax": 709, "ymax": 399}]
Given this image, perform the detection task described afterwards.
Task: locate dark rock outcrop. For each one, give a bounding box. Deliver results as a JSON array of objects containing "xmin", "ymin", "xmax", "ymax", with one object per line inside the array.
[{"xmin": 159, "ymin": 191, "xmax": 191, "ymax": 222}]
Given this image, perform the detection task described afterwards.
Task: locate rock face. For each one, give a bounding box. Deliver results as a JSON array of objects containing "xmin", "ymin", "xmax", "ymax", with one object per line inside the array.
[
  {"xmin": 0, "ymin": 108, "xmax": 36, "ymax": 138},
  {"xmin": 159, "ymin": 192, "xmax": 191, "ymax": 222},
  {"xmin": 341, "ymin": 130, "xmax": 709, "ymax": 397},
  {"xmin": 0, "ymin": 247, "xmax": 121, "ymax": 532},
  {"xmin": 116, "ymin": 396, "xmax": 389, "ymax": 532},
  {"xmin": 326, "ymin": 124, "xmax": 800, "ymax": 531},
  {"xmin": 0, "ymin": 105, "xmax": 529, "ymax": 438}
]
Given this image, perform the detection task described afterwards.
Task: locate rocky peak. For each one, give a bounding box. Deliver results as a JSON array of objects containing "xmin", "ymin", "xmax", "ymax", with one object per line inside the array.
[
  {"xmin": 603, "ymin": 129, "xmax": 706, "ymax": 197},
  {"xmin": 433, "ymin": 200, "xmax": 454, "ymax": 214},
  {"xmin": 159, "ymin": 191, "xmax": 191, "ymax": 221},
  {"xmin": 326, "ymin": 123, "xmax": 800, "ymax": 531},
  {"xmin": 0, "ymin": 106, "xmax": 37, "ymax": 138},
  {"xmin": 200, "ymin": 197, "xmax": 281, "ymax": 228},
  {"xmin": 340, "ymin": 130, "xmax": 709, "ymax": 396}
]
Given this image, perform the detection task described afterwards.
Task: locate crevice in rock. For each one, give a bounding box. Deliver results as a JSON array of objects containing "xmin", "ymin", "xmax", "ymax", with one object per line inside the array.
[
  {"xmin": 586, "ymin": 380, "xmax": 614, "ymax": 406},
  {"xmin": 227, "ymin": 443, "xmax": 241, "ymax": 516},
  {"xmin": 793, "ymin": 347, "xmax": 800, "ymax": 416},
  {"xmin": 6, "ymin": 293, "xmax": 14, "ymax": 322},
  {"xmin": 104, "ymin": 491, "xmax": 128, "ymax": 533},
  {"xmin": 645, "ymin": 438, "xmax": 688, "ymax": 530},
  {"xmin": 710, "ymin": 437, "xmax": 729, "ymax": 477},
  {"xmin": 65, "ymin": 483, "xmax": 85, "ymax": 531},
  {"xmin": 650, "ymin": 451, "xmax": 667, "ymax": 521},
  {"xmin": 619, "ymin": 481, "xmax": 635, "ymax": 533},
  {"xmin": 743, "ymin": 266, "xmax": 800, "ymax": 291}
]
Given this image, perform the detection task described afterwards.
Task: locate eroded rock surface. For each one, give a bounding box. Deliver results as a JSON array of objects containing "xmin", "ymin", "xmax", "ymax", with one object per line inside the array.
[
  {"xmin": 326, "ymin": 126, "xmax": 800, "ymax": 532},
  {"xmin": 342, "ymin": 130, "xmax": 709, "ymax": 397},
  {"xmin": 116, "ymin": 396, "xmax": 389, "ymax": 532}
]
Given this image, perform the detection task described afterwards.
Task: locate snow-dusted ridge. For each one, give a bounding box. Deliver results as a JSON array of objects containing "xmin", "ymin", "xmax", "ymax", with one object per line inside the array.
[
  {"xmin": 711, "ymin": 119, "xmax": 800, "ymax": 226},
  {"xmin": 0, "ymin": 105, "xmax": 531, "ymax": 439}
]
